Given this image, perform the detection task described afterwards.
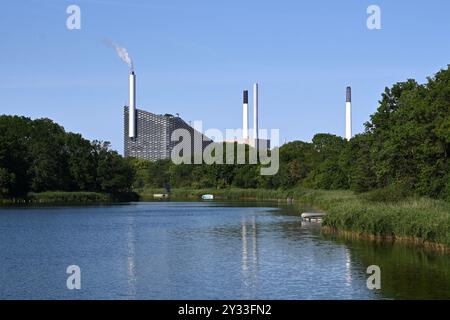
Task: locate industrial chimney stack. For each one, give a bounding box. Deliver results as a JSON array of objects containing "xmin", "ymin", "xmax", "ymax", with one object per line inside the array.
[
  {"xmin": 253, "ymin": 83, "xmax": 259, "ymax": 143},
  {"xmin": 242, "ymin": 90, "xmax": 249, "ymax": 141},
  {"xmin": 345, "ymin": 86, "xmax": 352, "ymax": 141},
  {"xmin": 129, "ymin": 71, "xmax": 136, "ymax": 139}
]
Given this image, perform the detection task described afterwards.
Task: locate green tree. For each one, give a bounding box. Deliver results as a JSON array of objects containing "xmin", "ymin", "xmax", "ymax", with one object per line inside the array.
[{"xmin": 95, "ymin": 142, "xmax": 135, "ymax": 194}]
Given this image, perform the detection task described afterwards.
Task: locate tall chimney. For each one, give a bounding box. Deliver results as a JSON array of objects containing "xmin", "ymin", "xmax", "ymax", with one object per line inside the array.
[
  {"xmin": 129, "ymin": 71, "xmax": 136, "ymax": 139},
  {"xmin": 243, "ymin": 90, "xmax": 249, "ymax": 141},
  {"xmin": 346, "ymin": 86, "xmax": 352, "ymax": 140},
  {"xmin": 253, "ymin": 83, "xmax": 259, "ymax": 143}
]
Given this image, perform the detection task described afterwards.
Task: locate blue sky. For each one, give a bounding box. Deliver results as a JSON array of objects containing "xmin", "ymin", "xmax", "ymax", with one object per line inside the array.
[{"xmin": 1, "ymin": 0, "xmax": 450, "ymax": 152}]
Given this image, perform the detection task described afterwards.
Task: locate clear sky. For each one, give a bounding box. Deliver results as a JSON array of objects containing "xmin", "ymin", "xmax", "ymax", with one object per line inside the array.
[{"xmin": 1, "ymin": 0, "xmax": 450, "ymax": 152}]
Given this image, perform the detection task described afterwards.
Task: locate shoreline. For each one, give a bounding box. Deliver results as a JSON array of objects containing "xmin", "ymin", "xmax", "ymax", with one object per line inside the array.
[
  {"xmin": 0, "ymin": 191, "xmax": 139, "ymax": 205},
  {"xmin": 321, "ymin": 226, "xmax": 450, "ymax": 253},
  {"xmin": 140, "ymin": 187, "xmax": 450, "ymax": 250},
  {"xmin": 2, "ymin": 188, "xmax": 449, "ymax": 251}
]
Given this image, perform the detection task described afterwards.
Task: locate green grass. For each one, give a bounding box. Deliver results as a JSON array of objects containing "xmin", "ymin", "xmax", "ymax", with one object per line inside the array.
[
  {"xmin": 0, "ymin": 191, "xmax": 140, "ymax": 205},
  {"xmin": 139, "ymin": 187, "xmax": 450, "ymax": 248},
  {"xmin": 26, "ymin": 191, "xmax": 110, "ymax": 203},
  {"xmin": 1, "ymin": 191, "xmax": 110, "ymax": 204},
  {"xmin": 280, "ymin": 189, "xmax": 449, "ymax": 248}
]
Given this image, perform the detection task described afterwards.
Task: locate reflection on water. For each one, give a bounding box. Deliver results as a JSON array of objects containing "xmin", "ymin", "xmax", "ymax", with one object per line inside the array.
[
  {"xmin": 0, "ymin": 201, "xmax": 448, "ymax": 300},
  {"xmin": 345, "ymin": 249, "xmax": 352, "ymax": 288},
  {"xmin": 241, "ymin": 219, "xmax": 247, "ymax": 272},
  {"xmin": 125, "ymin": 212, "xmax": 137, "ymax": 298},
  {"xmin": 241, "ymin": 216, "xmax": 259, "ymax": 298},
  {"xmin": 323, "ymin": 233, "xmax": 450, "ymax": 300}
]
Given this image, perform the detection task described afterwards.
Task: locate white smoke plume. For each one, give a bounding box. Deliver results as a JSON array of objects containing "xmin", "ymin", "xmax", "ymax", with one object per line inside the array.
[{"xmin": 111, "ymin": 42, "xmax": 134, "ymax": 71}]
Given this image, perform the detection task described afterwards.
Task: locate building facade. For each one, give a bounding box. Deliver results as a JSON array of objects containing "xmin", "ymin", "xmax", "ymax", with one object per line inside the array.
[{"xmin": 124, "ymin": 106, "xmax": 211, "ymax": 161}]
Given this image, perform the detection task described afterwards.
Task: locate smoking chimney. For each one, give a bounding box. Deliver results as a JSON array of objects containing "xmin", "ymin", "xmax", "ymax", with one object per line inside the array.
[
  {"xmin": 345, "ymin": 86, "xmax": 352, "ymax": 140},
  {"xmin": 129, "ymin": 71, "xmax": 136, "ymax": 139},
  {"xmin": 243, "ymin": 90, "xmax": 249, "ymax": 141},
  {"xmin": 253, "ymin": 83, "xmax": 259, "ymax": 143}
]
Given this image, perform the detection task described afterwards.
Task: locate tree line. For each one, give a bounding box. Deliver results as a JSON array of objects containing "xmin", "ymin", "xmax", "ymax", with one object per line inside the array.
[
  {"xmin": 1, "ymin": 66, "xmax": 448, "ymax": 201},
  {"xmin": 0, "ymin": 116, "xmax": 135, "ymax": 199},
  {"xmin": 135, "ymin": 66, "xmax": 450, "ymax": 201}
]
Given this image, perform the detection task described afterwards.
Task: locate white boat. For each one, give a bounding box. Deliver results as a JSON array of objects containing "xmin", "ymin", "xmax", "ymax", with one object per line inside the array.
[
  {"xmin": 201, "ymin": 194, "xmax": 214, "ymax": 200},
  {"xmin": 153, "ymin": 193, "xmax": 169, "ymax": 199}
]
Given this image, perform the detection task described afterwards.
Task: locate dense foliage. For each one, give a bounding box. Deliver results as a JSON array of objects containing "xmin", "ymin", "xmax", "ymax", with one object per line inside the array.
[
  {"xmin": 0, "ymin": 116, "xmax": 135, "ymax": 199},
  {"xmin": 135, "ymin": 66, "xmax": 450, "ymax": 201}
]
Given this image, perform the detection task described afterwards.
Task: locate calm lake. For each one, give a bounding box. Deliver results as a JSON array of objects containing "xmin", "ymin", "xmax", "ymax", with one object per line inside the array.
[{"xmin": 0, "ymin": 201, "xmax": 449, "ymax": 300}]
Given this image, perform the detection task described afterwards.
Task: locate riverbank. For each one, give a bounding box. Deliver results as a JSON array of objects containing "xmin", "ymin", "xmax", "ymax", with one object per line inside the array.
[
  {"xmin": 0, "ymin": 191, "xmax": 139, "ymax": 205},
  {"xmin": 139, "ymin": 188, "xmax": 290, "ymax": 201},
  {"xmin": 296, "ymin": 189, "xmax": 450, "ymax": 250},
  {"xmin": 140, "ymin": 187, "xmax": 450, "ymax": 249},
  {"xmin": 2, "ymin": 187, "xmax": 448, "ymax": 250}
]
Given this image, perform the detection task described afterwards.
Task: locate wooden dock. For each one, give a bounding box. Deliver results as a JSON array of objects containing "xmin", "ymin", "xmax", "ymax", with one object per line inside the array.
[{"xmin": 301, "ymin": 212, "xmax": 326, "ymax": 222}]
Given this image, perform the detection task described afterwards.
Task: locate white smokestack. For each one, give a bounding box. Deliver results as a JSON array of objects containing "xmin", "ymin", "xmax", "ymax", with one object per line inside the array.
[
  {"xmin": 110, "ymin": 42, "xmax": 136, "ymax": 139},
  {"xmin": 346, "ymin": 86, "xmax": 352, "ymax": 140},
  {"xmin": 253, "ymin": 83, "xmax": 259, "ymax": 142},
  {"xmin": 129, "ymin": 71, "xmax": 136, "ymax": 139},
  {"xmin": 243, "ymin": 90, "xmax": 249, "ymax": 141}
]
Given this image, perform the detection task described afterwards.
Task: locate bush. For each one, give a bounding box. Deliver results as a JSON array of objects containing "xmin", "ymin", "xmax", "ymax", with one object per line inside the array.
[{"xmin": 360, "ymin": 184, "xmax": 412, "ymax": 202}]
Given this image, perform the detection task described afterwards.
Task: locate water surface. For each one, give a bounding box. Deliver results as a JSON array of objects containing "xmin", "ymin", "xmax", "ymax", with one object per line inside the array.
[{"xmin": 0, "ymin": 201, "xmax": 448, "ymax": 299}]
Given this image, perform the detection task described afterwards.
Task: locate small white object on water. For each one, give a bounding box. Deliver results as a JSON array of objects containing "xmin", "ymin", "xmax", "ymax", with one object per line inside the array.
[{"xmin": 301, "ymin": 212, "xmax": 326, "ymax": 223}]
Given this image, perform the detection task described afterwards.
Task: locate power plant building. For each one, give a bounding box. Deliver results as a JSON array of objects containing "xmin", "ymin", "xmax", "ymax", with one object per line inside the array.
[
  {"xmin": 124, "ymin": 107, "xmax": 211, "ymax": 161},
  {"xmin": 123, "ymin": 71, "xmax": 211, "ymax": 161}
]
